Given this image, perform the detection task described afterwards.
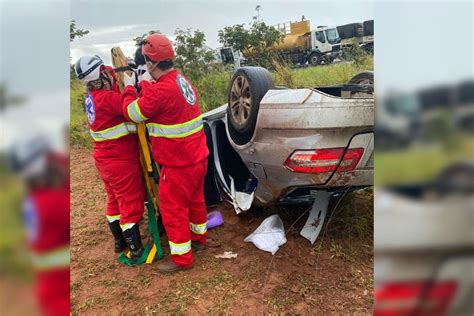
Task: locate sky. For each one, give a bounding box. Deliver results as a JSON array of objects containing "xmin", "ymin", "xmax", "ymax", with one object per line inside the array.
[
  {"xmin": 374, "ymin": 1, "xmax": 473, "ymax": 93},
  {"xmin": 0, "ymin": 0, "xmax": 70, "ymax": 150},
  {"xmin": 70, "ymin": 0, "xmax": 375, "ymax": 65},
  {"xmin": 0, "ymin": 0, "xmax": 472, "ymax": 151}
]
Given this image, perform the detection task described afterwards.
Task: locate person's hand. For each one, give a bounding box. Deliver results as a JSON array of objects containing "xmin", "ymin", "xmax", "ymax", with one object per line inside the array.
[
  {"xmin": 139, "ymin": 71, "xmax": 154, "ymax": 83},
  {"xmin": 137, "ymin": 65, "xmax": 153, "ymax": 82},
  {"xmin": 123, "ymin": 72, "xmax": 137, "ymax": 87}
]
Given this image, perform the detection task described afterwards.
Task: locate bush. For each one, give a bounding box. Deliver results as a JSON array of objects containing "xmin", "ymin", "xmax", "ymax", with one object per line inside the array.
[
  {"xmin": 274, "ymin": 56, "xmax": 374, "ymax": 88},
  {"xmin": 70, "ymin": 79, "xmax": 91, "ymax": 149},
  {"xmin": 342, "ymin": 39, "xmax": 371, "ymax": 66},
  {"xmin": 69, "ymin": 57, "xmax": 374, "ymax": 148},
  {"xmin": 193, "ymin": 67, "xmax": 232, "ymax": 112},
  {"xmin": 272, "ymin": 58, "xmax": 296, "ymax": 88}
]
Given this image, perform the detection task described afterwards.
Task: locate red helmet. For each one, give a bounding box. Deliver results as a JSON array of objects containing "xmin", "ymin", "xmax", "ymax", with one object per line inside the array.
[{"xmin": 141, "ymin": 34, "xmax": 175, "ymax": 63}]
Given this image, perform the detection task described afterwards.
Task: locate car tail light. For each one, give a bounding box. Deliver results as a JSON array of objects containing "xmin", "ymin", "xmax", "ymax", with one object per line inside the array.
[
  {"xmin": 283, "ymin": 148, "xmax": 364, "ymax": 173},
  {"xmin": 374, "ymin": 281, "xmax": 457, "ymax": 316}
]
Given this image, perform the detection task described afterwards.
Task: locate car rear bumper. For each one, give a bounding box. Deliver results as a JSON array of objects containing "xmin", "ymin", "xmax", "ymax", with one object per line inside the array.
[{"xmin": 252, "ymin": 164, "xmax": 373, "ymax": 205}]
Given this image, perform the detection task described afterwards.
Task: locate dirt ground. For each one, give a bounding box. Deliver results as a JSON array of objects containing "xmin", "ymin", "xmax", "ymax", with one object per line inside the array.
[
  {"xmin": 71, "ymin": 148, "xmax": 373, "ymax": 315},
  {"xmin": 1, "ymin": 278, "xmax": 38, "ymax": 315}
]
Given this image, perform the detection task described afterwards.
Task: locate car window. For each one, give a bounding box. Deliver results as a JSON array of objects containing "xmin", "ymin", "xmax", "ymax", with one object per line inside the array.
[
  {"xmin": 315, "ymin": 31, "xmax": 325, "ymax": 43},
  {"xmin": 325, "ymin": 28, "xmax": 340, "ymax": 44}
]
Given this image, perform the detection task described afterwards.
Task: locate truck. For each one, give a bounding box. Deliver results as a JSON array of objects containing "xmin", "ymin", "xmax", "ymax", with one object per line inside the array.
[
  {"xmin": 220, "ymin": 19, "xmax": 374, "ymax": 68},
  {"xmin": 337, "ymin": 20, "xmax": 374, "ymax": 53},
  {"xmin": 249, "ymin": 20, "xmax": 342, "ymax": 66}
]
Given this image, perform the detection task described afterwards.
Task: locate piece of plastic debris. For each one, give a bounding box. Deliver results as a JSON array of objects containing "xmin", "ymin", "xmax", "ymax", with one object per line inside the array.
[
  {"xmin": 207, "ymin": 210, "xmax": 224, "ymax": 229},
  {"xmin": 300, "ymin": 190, "xmax": 329, "ymax": 244},
  {"xmin": 214, "ymin": 251, "xmax": 238, "ymax": 259},
  {"xmin": 230, "ymin": 177, "xmax": 255, "ymax": 214},
  {"xmin": 244, "ymin": 214, "xmax": 286, "ymax": 255}
]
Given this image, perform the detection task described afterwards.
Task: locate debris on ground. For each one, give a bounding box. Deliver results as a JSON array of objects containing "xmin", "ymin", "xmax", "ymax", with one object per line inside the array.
[
  {"xmin": 71, "ymin": 148, "xmax": 374, "ymax": 314},
  {"xmin": 300, "ymin": 190, "xmax": 329, "ymax": 244},
  {"xmin": 244, "ymin": 214, "xmax": 286, "ymax": 255},
  {"xmin": 214, "ymin": 251, "xmax": 238, "ymax": 259},
  {"xmin": 207, "ymin": 210, "xmax": 224, "ymax": 229}
]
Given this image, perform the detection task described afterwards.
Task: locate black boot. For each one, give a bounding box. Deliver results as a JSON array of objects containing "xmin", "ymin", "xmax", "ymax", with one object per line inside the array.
[
  {"xmin": 122, "ymin": 224, "xmax": 144, "ymax": 261},
  {"xmin": 108, "ymin": 221, "xmax": 127, "ymax": 253}
]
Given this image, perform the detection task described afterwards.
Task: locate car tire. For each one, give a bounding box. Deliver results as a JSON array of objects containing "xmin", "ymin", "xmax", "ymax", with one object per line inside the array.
[
  {"xmin": 227, "ymin": 66, "xmax": 274, "ymax": 145},
  {"xmin": 348, "ymin": 71, "xmax": 374, "ymax": 97},
  {"xmin": 348, "ymin": 71, "xmax": 374, "ymax": 85},
  {"xmin": 309, "ymin": 52, "xmax": 321, "ymax": 66}
]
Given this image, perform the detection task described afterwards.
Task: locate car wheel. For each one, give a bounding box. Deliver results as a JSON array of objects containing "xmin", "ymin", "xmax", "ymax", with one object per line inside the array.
[
  {"xmin": 348, "ymin": 71, "xmax": 374, "ymax": 85},
  {"xmin": 348, "ymin": 71, "xmax": 374, "ymax": 97},
  {"xmin": 309, "ymin": 52, "xmax": 321, "ymax": 66},
  {"xmin": 227, "ymin": 66, "xmax": 274, "ymax": 145}
]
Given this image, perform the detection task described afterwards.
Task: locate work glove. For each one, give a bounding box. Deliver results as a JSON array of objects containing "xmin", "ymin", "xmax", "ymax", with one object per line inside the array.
[
  {"xmin": 137, "ymin": 65, "xmax": 154, "ymax": 83},
  {"xmin": 123, "ymin": 72, "xmax": 137, "ymax": 87},
  {"xmin": 139, "ymin": 71, "xmax": 154, "ymax": 83},
  {"xmin": 136, "ymin": 64, "xmax": 147, "ymax": 82}
]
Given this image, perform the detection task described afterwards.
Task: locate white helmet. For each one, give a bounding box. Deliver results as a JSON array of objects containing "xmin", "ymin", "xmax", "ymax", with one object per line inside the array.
[
  {"xmin": 74, "ymin": 55, "xmax": 104, "ymax": 84},
  {"xmin": 8, "ymin": 135, "xmax": 52, "ymax": 180}
]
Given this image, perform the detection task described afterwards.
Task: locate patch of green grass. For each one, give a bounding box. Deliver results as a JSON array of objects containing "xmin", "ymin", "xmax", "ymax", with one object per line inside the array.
[
  {"xmin": 0, "ymin": 176, "xmax": 32, "ymax": 279},
  {"xmin": 70, "ymin": 79, "xmax": 91, "ymax": 149},
  {"xmin": 194, "ymin": 69, "xmax": 232, "ymax": 113},
  {"xmin": 275, "ymin": 57, "xmax": 374, "ymax": 88},
  {"xmin": 321, "ymin": 189, "xmax": 373, "ymax": 242},
  {"xmin": 375, "ymin": 137, "xmax": 473, "ymax": 185},
  {"xmin": 329, "ymin": 239, "xmax": 345, "ymax": 259},
  {"xmin": 77, "ymin": 296, "xmax": 104, "ymax": 312}
]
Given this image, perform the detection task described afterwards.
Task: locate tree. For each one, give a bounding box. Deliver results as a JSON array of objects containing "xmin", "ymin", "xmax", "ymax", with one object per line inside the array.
[
  {"xmin": 255, "ymin": 5, "xmax": 261, "ymax": 22},
  {"xmin": 173, "ymin": 29, "xmax": 215, "ymax": 82},
  {"xmin": 70, "ymin": 20, "xmax": 89, "ymax": 81},
  {"xmin": 0, "ymin": 84, "xmax": 26, "ymax": 112},
  {"xmin": 218, "ymin": 10, "xmax": 283, "ymax": 68},
  {"xmin": 133, "ymin": 30, "xmax": 161, "ymax": 46},
  {"xmin": 70, "ymin": 20, "xmax": 89, "ymax": 42}
]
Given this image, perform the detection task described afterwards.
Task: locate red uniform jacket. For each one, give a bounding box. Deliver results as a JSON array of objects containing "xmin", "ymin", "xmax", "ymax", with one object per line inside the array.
[
  {"xmin": 86, "ymin": 88, "xmax": 139, "ymax": 160},
  {"xmin": 23, "ymin": 152, "xmax": 70, "ymax": 315},
  {"xmin": 121, "ymin": 70, "xmax": 208, "ymax": 167}
]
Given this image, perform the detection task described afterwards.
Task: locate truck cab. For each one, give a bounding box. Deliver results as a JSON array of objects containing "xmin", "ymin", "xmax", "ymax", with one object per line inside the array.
[
  {"xmin": 306, "ymin": 26, "xmax": 341, "ymax": 65},
  {"xmin": 311, "ymin": 26, "xmax": 341, "ymax": 53}
]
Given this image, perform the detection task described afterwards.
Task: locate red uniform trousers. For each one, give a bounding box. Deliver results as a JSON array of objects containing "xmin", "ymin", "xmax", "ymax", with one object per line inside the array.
[
  {"xmin": 94, "ymin": 156, "xmax": 145, "ymax": 227},
  {"xmin": 36, "ymin": 269, "xmax": 70, "ymax": 316},
  {"xmin": 159, "ymin": 159, "xmax": 208, "ymax": 267}
]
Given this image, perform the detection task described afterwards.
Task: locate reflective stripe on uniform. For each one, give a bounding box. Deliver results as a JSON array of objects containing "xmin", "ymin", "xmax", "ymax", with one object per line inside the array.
[
  {"xmin": 31, "ymin": 246, "xmax": 69, "ymax": 270},
  {"xmin": 120, "ymin": 223, "xmax": 136, "ymax": 232},
  {"xmin": 126, "ymin": 99, "xmax": 148, "ymax": 123},
  {"xmin": 190, "ymin": 222, "xmax": 207, "ymax": 235},
  {"xmin": 90, "ymin": 122, "xmax": 137, "ymax": 142},
  {"xmin": 146, "ymin": 115, "xmax": 203, "ymax": 139},
  {"xmin": 106, "ymin": 214, "xmax": 120, "ymax": 223},
  {"xmin": 169, "ymin": 240, "xmax": 191, "ymax": 255}
]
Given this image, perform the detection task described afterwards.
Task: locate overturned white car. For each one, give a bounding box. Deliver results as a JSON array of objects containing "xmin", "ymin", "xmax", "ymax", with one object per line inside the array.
[{"xmin": 202, "ymin": 66, "xmax": 374, "ymax": 215}]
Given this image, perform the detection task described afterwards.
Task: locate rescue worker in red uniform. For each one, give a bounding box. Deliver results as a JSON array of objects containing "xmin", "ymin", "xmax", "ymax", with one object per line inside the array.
[
  {"xmin": 9, "ymin": 135, "xmax": 70, "ymax": 316},
  {"xmin": 122, "ymin": 34, "xmax": 210, "ymax": 272},
  {"xmin": 74, "ymin": 55, "xmax": 146, "ymax": 260}
]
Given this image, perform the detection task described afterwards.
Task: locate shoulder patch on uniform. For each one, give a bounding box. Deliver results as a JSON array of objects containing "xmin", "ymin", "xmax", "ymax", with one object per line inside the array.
[
  {"xmin": 176, "ymin": 74, "xmax": 196, "ymax": 106},
  {"xmin": 85, "ymin": 94, "xmax": 96, "ymax": 124},
  {"xmin": 23, "ymin": 197, "xmax": 38, "ymax": 244}
]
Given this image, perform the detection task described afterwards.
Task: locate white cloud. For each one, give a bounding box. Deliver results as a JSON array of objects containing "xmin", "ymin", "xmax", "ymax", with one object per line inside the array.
[
  {"xmin": 0, "ymin": 89, "xmax": 69, "ymax": 151},
  {"xmin": 71, "ymin": 40, "xmax": 137, "ymax": 65}
]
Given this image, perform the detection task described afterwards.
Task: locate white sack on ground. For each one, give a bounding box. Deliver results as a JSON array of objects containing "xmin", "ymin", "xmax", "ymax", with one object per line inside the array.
[{"xmin": 244, "ymin": 214, "xmax": 286, "ymax": 255}]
